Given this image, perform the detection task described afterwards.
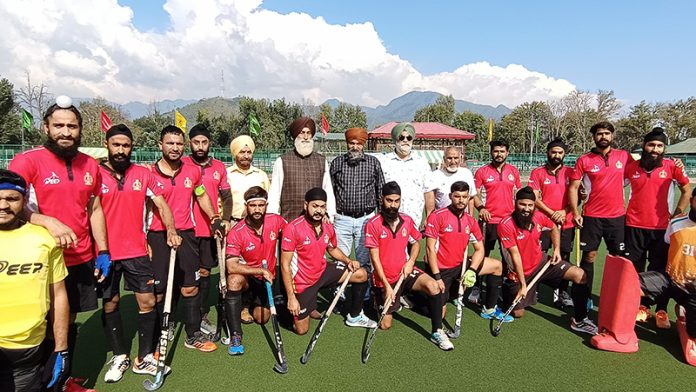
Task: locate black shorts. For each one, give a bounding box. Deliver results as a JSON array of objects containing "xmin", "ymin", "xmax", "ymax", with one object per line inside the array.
[
  {"xmin": 433, "ymin": 265, "xmax": 465, "ymax": 303},
  {"xmin": 373, "ymin": 267, "xmax": 424, "ymax": 315},
  {"xmin": 65, "ymin": 261, "xmax": 98, "ymax": 313},
  {"xmin": 480, "ymin": 222, "xmax": 500, "ymax": 256},
  {"xmin": 148, "ymin": 230, "xmax": 200, "ymax": 294},
  {"xmin": 640, "ymin": 271, "xmax": 696, "ymax": 337},
  {"xmin": 0, "ymin": 344, "xmax": 44, "ymax": 392},
  {"xmin": 504, "ymin": 259, "xmax": 573, "ymax": 310},
  {"xmin": 580, "ymin": 216, "xmax": 625, "ymax": 254},
  {"xmin": 100, "ymin": 256, "xmax": 155, "ymax": 300},
  {"xmin": 623, "ymin": 226, "xmax": 668, "ymax": 272},
  {"xmin": 247, "ymin": 277, "xmax": 270, "ymax": 309},
  {"xmin": 295, "ymin": 263, "xmax": 347, "ymax": 320},
  {"xmin": 197, "ymin": 237, "xmax": 217, "ymax": 270},
  {"xmin": 540, "ymin": 228, "xmax": 574, "ymax": 254}
]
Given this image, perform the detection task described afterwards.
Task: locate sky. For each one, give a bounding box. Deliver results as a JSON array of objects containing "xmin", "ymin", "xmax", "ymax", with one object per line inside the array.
[{"xmin": 1, "ymin": 0, "xmax": 693, "ymax": 108}]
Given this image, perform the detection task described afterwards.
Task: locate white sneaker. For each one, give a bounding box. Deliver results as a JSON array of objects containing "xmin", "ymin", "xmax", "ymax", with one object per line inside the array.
[
  {"xmin": 132, "ymin": 353, "xmax": 171, "ymax": 376},
  {"xmin": 345, "ymin": 311, "xmax": 378, "ymax": 329},
  {"xmin": 399, "ymin": 296, "xmax": 413, "ymax": 309},
  {"xmin": 430, "ymin": 329, "xmax": 454, "ymax": 351},
  {"xmin": 571, "ymin": 317, "xmax": 598, "ymax": 335},
  {"xmin": 104, "ymin": 354, "xmax": 130, "ymax": 383}
]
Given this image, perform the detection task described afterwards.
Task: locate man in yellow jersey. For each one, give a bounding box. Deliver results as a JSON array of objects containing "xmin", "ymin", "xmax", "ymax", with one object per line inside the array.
[{"xmin": 0, "ymin": 169, "xmax": 70, "ymax": 392}]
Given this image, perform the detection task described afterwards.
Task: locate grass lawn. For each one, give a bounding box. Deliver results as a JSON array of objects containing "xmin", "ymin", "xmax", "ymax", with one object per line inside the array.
[{"xmin": 73, "ymin": 241, "xmax": 695, "ymax": 391}]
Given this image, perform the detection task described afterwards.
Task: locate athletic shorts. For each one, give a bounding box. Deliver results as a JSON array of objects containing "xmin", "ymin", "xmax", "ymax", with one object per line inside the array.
[
  {"xmin": 640, "ymin": 271, "xmax": 696, "ymax": 338},
  {"xmin": 197, "ymin": 236, "xmax": 217, "ymax": 270},
  {"xmin": 580, "ymin": 216, "xmax": 625, "ymax": 254},
  {"xmin": 504, "ymin": 259, "xmax": 573, "ymax": 310},
  {"xmin": 432, "ymin": 265, "xmax": 465, "ymax": 303},
  {"xmin": 295, "ymin": 263, "xmax": 347, "ymax": 320},
  {"xmin": 100, "ymin": 256, "xmax": 155, "ymax": 299},
  {"xmin": 623, "ymin": 226, "xmax": 668, "ymax": 272},
  {"xmin": 372, "ymin": 267, "xmax": 424, "ymax": 315},
  {"xmin": 246, "ymin": 276, "xmax": 270, "ymax": 309},
  {"xmin": 540, "ymin": 228, "xmax": 574, "ymax": 254},
  {"xmin": 148, "ymin": 230, "xmax": 200, "ymax": 294},
  {"xmin": 0, "ymin": 344, "xmax": 44, "ymax": 392},
  {"xmin": 65, "ymin": 261, "xmax": 98, "ymax": 313},
  {"xmin": 480, "ymin": 222, "xmax": 500, "ymax": 256}
]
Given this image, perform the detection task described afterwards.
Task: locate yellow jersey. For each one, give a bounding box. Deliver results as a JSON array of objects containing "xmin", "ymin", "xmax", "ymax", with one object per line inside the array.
[
  {"xmin": 665, "ymin": 216, "xmax": 696, "ymax": 292},
  {"xmin": 0, "ymin": 223, "xmax": 66, "ymax": 349}
]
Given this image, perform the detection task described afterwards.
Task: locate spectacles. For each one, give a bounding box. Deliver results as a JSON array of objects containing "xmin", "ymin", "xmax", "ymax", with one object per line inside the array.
[{"xmin": 398, "ymin": 135, "xmax": 413, "ymax": 141}]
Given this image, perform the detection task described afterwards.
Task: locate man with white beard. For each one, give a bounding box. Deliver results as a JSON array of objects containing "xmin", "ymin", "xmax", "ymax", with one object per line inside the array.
[{"xmin": 425, "ymin": 146, "xmax": 477, "ymax": 218}]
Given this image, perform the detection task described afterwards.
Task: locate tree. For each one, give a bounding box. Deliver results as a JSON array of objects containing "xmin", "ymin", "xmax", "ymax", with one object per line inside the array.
[
  {"xmin": 238, "ymin": 97, "xmax": 303, "ymax": 150},
  {"xmin": 0, "ymin": 78, "xmax": 23, "ymax": 144},
  {"xmin": 497, "ymin": 101, "xmax": 553, "ymax": 155},
  {"xmin": 414, "ymin": 94, "xmax": 455, "ymax": 125},
  {"xmin": 615, "ymin": 101, "xmax": 658, "ymax": 151},
  {"xmin": 325, "ymin": 102, "xmax": 367, "ymax": 132},
  {"xmin": 77, "ymin": 98, "xmax": 132, "ymax": 146},
  {"xmin": 133, "ymin": 106, "xmax": 170, "ymax": 148},
  {"xmin": 453, "ymin": 110, "xmax": 487, "ymax": 155},
  {"xmin": 15, "ymin": 71, "xmax": 51, "ymax": 132}
]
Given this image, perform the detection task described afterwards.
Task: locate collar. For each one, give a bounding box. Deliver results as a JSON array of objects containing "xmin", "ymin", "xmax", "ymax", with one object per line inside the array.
[
  {"xmin": 388, "ymin": 151, "xmax": 413, "ymax": 162},
  {"xmin": 544, "ymin": 162, "xmax": 564, "ymax": 174},
  {"xmin": 590, "ymin": 147, "xmax": 613, "ymax": 157},
  {"xmin": 154, "ymin": 159, "xmax": 183, "ymax": 179},
  {"xmin": 188, "ymin": 155, "xmax": 213, "ymax": 168},
  {"xmin": 230, "ymin": 163, "xmax": 260, "ymax": 174}
]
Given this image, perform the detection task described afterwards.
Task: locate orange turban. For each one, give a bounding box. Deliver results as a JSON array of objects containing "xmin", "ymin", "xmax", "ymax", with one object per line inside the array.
[
  {"xmin": 288, "ymin": 117, "xmax": 316, "ymax": 138},
  {"xmin": 345, "ymin": 127, "xmax": 368, "ymax": 145}
]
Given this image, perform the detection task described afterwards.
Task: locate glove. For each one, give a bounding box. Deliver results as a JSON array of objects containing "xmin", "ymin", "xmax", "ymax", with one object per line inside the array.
[
  {"xmin": 44, "ymin": 350, "xmax": 69, "ymax": 389},
  {"xmin": 211, "ymin": 217, "xmax": 225, "ymax": 238},
  {"xmin": 96, "ymin": 251, "xmax": 111, "ymax": 279},
  {"xmin": 462, "ymin": 269, "xmax": 477, "ymax": 287}
]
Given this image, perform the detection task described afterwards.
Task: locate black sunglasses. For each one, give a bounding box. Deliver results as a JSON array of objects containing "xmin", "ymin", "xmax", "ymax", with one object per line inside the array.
[{"xmin": 398, "ymin": 135, "xmax": 413, "ymax": 141}]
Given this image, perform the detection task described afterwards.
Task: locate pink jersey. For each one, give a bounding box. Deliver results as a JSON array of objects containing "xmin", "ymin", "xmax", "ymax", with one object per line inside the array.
[
  {"xmin": 474, "ymin": 163, "xmax": 522, "ymax": 224},
  {"xmin": 226, "ymin": 214, "xmax": 287, "ymax": 278},
  {"xmin": 625, "ymin": 159, "xmax": 689, "ymax": 230},
  {"xmin": 570, "ymin": 149, "xmax": 633, "ymax": 218},
  {"xmin": 9, "ymin": 147, "xmax": 101, "ymax": 266},
  {"xmin": 364, "ymin": 213, "xmax": 421, "ymax": 287},
  {"xmin": 182, "ymin": 156, "xmax": 230, "ymax": 237},
  {"xmin": 528, "ymin": 165, "xmax": 575, "ymax": 229},
  {"xmin": 281, "ymin": 216, "xmax": 337, "ymax": 294},
  {"xmin": 99, "ymin": 164, "xmax": 163, "ymax": 261},
  {"xmin": 498, "ymin": 212, "xmax": 554, "ymax": 276},
  {"xmin": 425, "ymin": 208, "xmax": 482, "ymax": 270},
  {"xmin": 148, "ymin": 161, "xmax": 202, "ymax": 231}
]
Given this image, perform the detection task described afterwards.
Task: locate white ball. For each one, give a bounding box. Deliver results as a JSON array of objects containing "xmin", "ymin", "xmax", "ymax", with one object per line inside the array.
[{"xmin": 55, "ymin": 95, "xmax": 72, "ymax": 108}]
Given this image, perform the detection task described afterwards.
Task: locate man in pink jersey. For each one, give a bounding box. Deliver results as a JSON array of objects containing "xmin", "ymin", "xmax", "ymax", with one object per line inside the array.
[
  {"xmin": 528, "ymin": 138, "xmax": 576, "ymax": 309},
  {"xmin": 148, "ymin": 125, "xmax": 223, "ymax": 353},
  {"xmin": 9, "ymin": 99, "xmax": 109, "ymax": 391},
  {"xmin": 280, "ymin": 187, "xmax": 374, "ymax": 335},
  {"xmin": 98, "ymin": 124, "xmax": 180, "ymax": 382},
  {"xmin": 181, "ymin": 124, "xmax": 233, "ymax": 334},
  {"xmin": 499, "ymin": 187, "xmax": 597, "ymax": 334},
  {"xmin": 224, "ymin": 186, "xmax": 286, "ymax": 355},
  {"xmin": 624, "ymin": 128, "xmax": 691, "ymax": 327},
  {"xmin": 568, "ymin": 122, "xmax": 634, "ymax": 299}
]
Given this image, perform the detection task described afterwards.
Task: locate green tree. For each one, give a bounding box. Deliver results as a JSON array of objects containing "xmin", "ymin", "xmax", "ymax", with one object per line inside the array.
[
  {"xmin": 615, "ymin": 101, "xmax": 658, "ymax": 151},
  {"xmin": 0, "ymin": 78, "xmax": 23, "ymax": 144},
  {"xmin": 133, "ymin": 109, "xmax": 170, "ymax": 147},
  {"xmin": 453, "ymin": 110, "xmax": 487, "ymax": 155},
  {"xmin": 497, "ymin": 101, "xmax": 553, "ymax": 155},
  {"xmin": 78, "ymin": 98, "xmax": 132, "ymax": 146},
  {"xmin": 331, "ymin": 102, "xmax": 367, "ymax": 132},
  {"xmin": 414, "ymin": 94, "xmax": 455, "ymax": 125}
]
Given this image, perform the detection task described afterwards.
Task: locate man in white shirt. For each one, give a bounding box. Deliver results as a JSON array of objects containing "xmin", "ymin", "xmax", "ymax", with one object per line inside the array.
[{"xmin": 425, "ymin": 146, "xmax": 476, "ymax": 218}]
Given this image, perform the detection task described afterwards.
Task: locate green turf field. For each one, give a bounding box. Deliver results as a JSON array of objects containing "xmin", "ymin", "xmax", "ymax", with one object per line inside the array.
[{"xmin": 73, "ymin": 242, "xmax": 695, "ymax": 391}]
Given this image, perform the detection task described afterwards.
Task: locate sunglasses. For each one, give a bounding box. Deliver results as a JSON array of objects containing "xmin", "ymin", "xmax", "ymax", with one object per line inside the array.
[{"xmin": 398, "ymin": 135, "xmax": 413, "ymax": 141}]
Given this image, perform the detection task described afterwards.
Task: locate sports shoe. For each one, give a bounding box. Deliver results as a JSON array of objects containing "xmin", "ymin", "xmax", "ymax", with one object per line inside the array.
[
  {"xmin": 228, "ymin": 332, "xmax": 244, "ymax": 356},
  {"xmin": 399, "ymin": 295, "xmax": 414, "ymax": 309},
  {"xmin": 184, "ymin": 331, "xmax": 218, "ymax": 352},
  {"xmin": 104, "ymin": 354, "xmax": 130, "ymax": 383},
  {"xmin": 430, "ymin": 329, "xmax": 454, "ymax": 351},
  {"xmin": 655, "ymin": 310, "xmax": 671, "ymax": 329},
  {"xmin": 554, "ymin": 290, "xmax": 573, "ymax": 308},
  {"xmin": 132, "ymin": 353, "xmax": 171, "ymax": 376},
  {"xmin": 467, "ymin": 286, "xmax": 480, "ymax": 305},
  {"xmin": 200, "ymin": 314, "xmax": 215, "ymax": 334},
  {"xmin": 571, "ymin": 317, "xmax": 598, "ymax": 335},
  {"xmin": 636, "ymin": 305, "xmax": 651, "ymax": 323},
  {"xmin": 167, "ymin": 321, "xmax": 176, "ymax": 341},
  {"xmin": 480, "ymin": 306, "xmax": 513, "ymax": 323},
  {"xmin": 63, "ymin": 377, "xmax": 96, "ymax": 392},
  {"xmin": 241, "ymin": 308, "xmax": 254, "ymax": 324},
  {"xmin": 345, "ymin": 311, "xmax": 378, "ymax": 329}
]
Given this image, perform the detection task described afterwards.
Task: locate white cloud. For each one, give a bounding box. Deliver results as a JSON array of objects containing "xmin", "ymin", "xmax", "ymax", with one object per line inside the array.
[{"xmin": 0, "ymin": 0, "xmax": 576, "ymax": 109}]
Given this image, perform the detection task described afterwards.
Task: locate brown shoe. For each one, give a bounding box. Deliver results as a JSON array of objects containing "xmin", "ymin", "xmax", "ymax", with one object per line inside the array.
[{"xmin": 241, "ymin": 308, "xmax": 254, "ymax": 324}]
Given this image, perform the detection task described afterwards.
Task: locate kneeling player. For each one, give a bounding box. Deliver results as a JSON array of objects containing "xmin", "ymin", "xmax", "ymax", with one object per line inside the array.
[
  {"xmin": 367, "ymin": 181, "xmax": 454, "ymax": 350},
  {"xmin": 224, "ymin": 186, "xmax": 286, "ymax": 355},
  {"xmin": 281, "ymin": 188, "xmax": 376, "ymax": 335},
  {"xmin": 500, "ymin": 187, "xmax": 597, "ymax": 335},
  {"xmin": 425, "ymin": 181, "xmax": 511, "ymax": 323}
]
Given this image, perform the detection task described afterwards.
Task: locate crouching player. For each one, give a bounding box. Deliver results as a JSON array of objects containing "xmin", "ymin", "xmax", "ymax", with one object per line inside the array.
[
  {"xmin": 500, "ymin": 187, "xmax": 597, "ymax": 335},
  {"xmin": 224, "ymin": 186, "xmax": 286, "ymax": 355},
  {"xmin": 366, "ymin": 181, "xmax": 454, "ymax": 350},
  {"xmin": 425, "ymin": 181, "xmax": 511, "ymax": 322}
]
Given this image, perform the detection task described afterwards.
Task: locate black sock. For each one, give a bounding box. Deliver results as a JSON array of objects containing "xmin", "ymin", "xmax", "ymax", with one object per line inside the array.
[
  {"xmin": 67, "ymin": 323, "xmax": 78, "ymax": 370},
  {"xmin": 225, "ymin": 290, "xmax": 243, "ymax": 336},
  {"xmin": 199, "ymin": 273, "xmax": 211, "ymax": 316},
  {"xmin": 485, "ymin": 274, "xmax": 502, "ymax": 310},
  {"xmin": 349, "ymin": 282, "xmax": 368, "ymax": 318},
  {"xmin": 181, "ymin": 294, "xmax": 202, "ymax": 338},
  {"xmin": 580, "ymin": 257, "xmax": 594, "ymax": 293},
  {"xmin": 429, "ymin": 293, "xmax": 444, "ymax": 332},
  {"xmin": 572, "ymin": 282, "xmax": 590, "ymax": 321},
  {"xmin": 558, "ymin": 279, "xmax": 570, "ymax": 293},
  {"xmin": 103, "ymin": 310, "xmax": 127, "ymax": 356},
  {"xmin": 138, "ymin": 311, "xmax": 157, "ymax": 359}
]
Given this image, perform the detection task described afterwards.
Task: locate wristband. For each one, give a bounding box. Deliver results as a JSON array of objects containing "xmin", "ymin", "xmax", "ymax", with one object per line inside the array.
[{"xmin": 433, "ymin": 273, "xmax": 442, "ymax": 280}]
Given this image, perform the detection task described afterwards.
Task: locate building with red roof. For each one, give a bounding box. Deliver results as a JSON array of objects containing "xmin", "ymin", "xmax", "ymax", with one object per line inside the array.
[{"xmin": 368, "ymin": 122, "xmax": 475, "ymax": 153}]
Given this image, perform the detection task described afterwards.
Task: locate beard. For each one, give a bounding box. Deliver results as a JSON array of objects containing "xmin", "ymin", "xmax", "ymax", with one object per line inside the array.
[
  {"xmin": 595, "ymin": 139, "xmax": 610, "ymax": 149},
  {"xmin": 381, "ymin": 206, "xmax": 399, "ymax": 222},
  {"xmin": 247, "ymin": 212, "xmax": 264, "ymax": 226},
  {"xmin": 44, "ymin": 135, "xmax": 81, "ymax": 161},
  {"xmin": 547, "ymin": 157, "xmax": 562, "ymax": 168},
  {"xmin": 639, "ymin": 151, "xmax": 664, "ymax": 171},
  {"xmin": 108, "ymin": 153, "xmax": 132, "ymax": 173},
  {"xmin": 192, "ymin": 150, "xmax": 209, "ymax": 163},
  {"xmin": 512, "ymin": 209, "xmax": 533, "ymax": 230},
  {"xmin": 395, "ymin": 142, "xmax": 412, "ymax": 156},
  {"xmin": 305, "ymin": 210, "xmax": 324, "ymax": 223},
  {"xmin": 445, "ymin": 165, "xmax": 458, "ymax": 173},
  {"xmin": 295, "ymin": 138, "xmax": 314, "ymax": 157},
  {"xmin": 347, "ymin": 149, "xmax": 364, "ymax": 164}
]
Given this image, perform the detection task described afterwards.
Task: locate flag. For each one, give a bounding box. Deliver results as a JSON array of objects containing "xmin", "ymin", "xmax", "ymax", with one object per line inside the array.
[
  {"xmin": 100, "ymin": 111, "xmax": 113, "ymax": 133},
  {"xmin": 321, "ymin": 113, "xmax": 329, "ymax": 135},
  {"xmin": 248, "ymin": 113, "xmax": 260, "ymax": 136},
  {"xmin": 21, "ymin": 109, "xmax": 33, "ymax": 132},
  {"xmin": 175, "ymin": 110, "xmax": 187, "ymax": 133},
  {"xmin": 487, "ymin": 118, "xmax": 494, "ymax": 142}
]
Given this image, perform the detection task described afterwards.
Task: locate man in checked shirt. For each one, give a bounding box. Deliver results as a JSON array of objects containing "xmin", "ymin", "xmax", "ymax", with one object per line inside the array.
[{"xmin": 330, "ymin": 128, "xmax": 385, "ymax": 311}]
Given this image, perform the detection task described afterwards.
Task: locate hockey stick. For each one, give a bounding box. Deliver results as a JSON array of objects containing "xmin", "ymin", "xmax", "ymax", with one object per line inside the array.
[
  {"xmin": 144, "ymin": 248, "xmax": 177, "ymax": 391},
  {"xmin": 300, "ymin": 270, "xmax": 354, "ymax": 364},
  {"xmin": 447, "ymin": 245, "xmax": 470, "ymax": 339},
  {"xmin": 262, "ymin": 259, "xmax": 288, "ymax": 374},
  {"xmin": 212, "ymin": 238, "xmax": 231, "ymax": 345},
  {"xmin": 362, "ymin": 274, "xmax": 405, "ymax": 364}
]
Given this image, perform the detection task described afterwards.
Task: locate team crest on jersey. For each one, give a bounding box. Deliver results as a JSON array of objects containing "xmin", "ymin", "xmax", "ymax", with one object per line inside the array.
[
  {"xmin": 659, "ymin": 170, "xmax": 667, "ymax": 178},
  {"xmin": 213, "ymin": 171, "xmax": 221, "ymax": 181},
  {"xmin": 543, "ymin": 178, "xmax": 552, "ymax": 185},
  {"xmin": 303, "ymin": 236, "xmax": 311, "ymax": 245},
  {"xmin": 444, "ymin": 224, "xmax": 453, "ymax": 233},
  {"xmin": 536, "ymin": 223, "xmax": 542, "ymax": 232},
  {"xmin": 269, "ymin": 231, "xmax": 276, "ymax": 241},
  {"xmin": 465, "ymin": 226, "xmax": 471, "ymax": 234},
  {"xmin": 486, "ymin": 175, "xmax": 494, "ymax": 183},
  {"xmin": 517, "ymin": 233, "xmax": 526, "ymax": 240},
  {"xmin": 132, "ymin": 179, "xmax": 142, "ymax": 191},
  {"xmin": 615, "ymin": 161, "xmax": 623, "ymax": 169},
  {"xmin": 156, "ymin": 181, "xmax": 164, "ymax": 189},
  {"xmin": 245, "ymin": 242, "xmax": 256, "ymax": 251},
  {"xmin": 590, "ymin": 165, "xmax": 600, "ymax": 173},
  {"xmin": 184, "ymin": 177, "xmax": 192, "ymax": 188},
  {"xmin": 380, "ymin": 230, "xmax": 388, "ymax": 239},
  {"xmin": 43, "ymin": 171, "xmax": 60, "ymax": 185},
  {"xmin": 401, "ymin": 227, "xmax": 408, "ymax": 237},
  {"xmin": 324, "ymin": 234, "xmax": 329, "ymax": 244},
  {"xmin": 508, "ymin": 174, "xmax": 515, "ymax": 182},
  {"xmin": 101, "ymin": 184, "xmax": 109, "ymax": 194},
  {"xmin": 632, "ymin": 171, "xmax": 640, "ymax": 179},
  {"xmin": 84, "ymin": 172, "xmax": 93, "ymax": 186}
]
